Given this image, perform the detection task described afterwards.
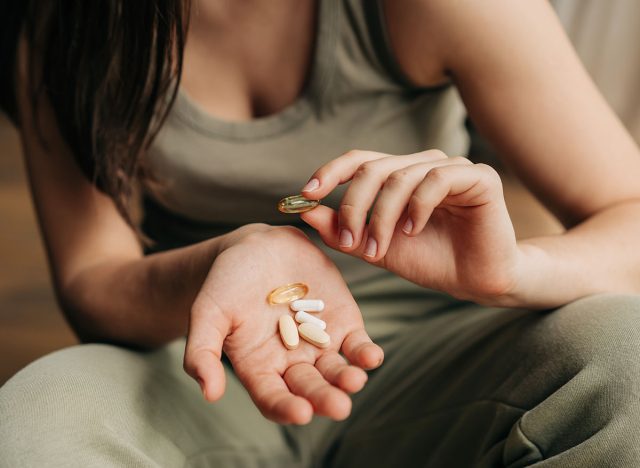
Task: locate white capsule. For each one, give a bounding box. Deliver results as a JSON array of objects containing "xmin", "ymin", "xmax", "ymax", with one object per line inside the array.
[
  {"xmin": 294, "ymin": 311, "xmax": 327, "ymax": 330},
  {"xmin": 290, "ymin": 299, "xmax": 325, "ymax": 312}
]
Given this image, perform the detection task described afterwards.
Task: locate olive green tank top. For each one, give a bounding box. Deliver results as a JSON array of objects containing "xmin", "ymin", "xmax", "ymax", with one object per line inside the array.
[{"xmin": 143, "ymin": 0, "xmax": 469, "ymax": 288}]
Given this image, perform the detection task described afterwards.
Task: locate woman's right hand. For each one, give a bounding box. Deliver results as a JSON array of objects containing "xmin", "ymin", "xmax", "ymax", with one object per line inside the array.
[{"xmin": 183, "ymin": 225, "xmax": 384, "ymax": 425}]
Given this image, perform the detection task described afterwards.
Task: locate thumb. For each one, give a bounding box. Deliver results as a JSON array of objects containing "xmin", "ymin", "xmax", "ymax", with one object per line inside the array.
[
  {"xmin": 300, "ymin": 205, "xmax": 340, "ymax": 249},
  {"xmin": 183, "ymin": 295, "xmax": 231, "ymax": 402}
]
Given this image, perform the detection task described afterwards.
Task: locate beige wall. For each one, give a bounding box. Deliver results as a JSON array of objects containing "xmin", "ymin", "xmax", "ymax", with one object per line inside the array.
[{"xmin": 554, "ymin": 0, "xmax": 640, "ymax": 142}]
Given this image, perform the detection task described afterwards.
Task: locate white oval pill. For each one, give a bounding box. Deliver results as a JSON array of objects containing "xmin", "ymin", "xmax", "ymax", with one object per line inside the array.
[
  {"xmin": 294, "ymin": 311, "xmax": 326, "ymax": 330},
  {"xmin": 290, "ymin": 299, "xmax": 325, "ymax": 312},
  {"xmin": 279, "ymin": 315, "xmax": 299, "ymax": 350},
  {"xmin": 298, "ymin": 322, "xmax": 330, "ymax": 349}
]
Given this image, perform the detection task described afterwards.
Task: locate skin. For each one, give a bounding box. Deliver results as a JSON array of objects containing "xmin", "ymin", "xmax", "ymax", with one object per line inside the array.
[{"xmin": 13, "ymin": 0, "xmax": 640, "ymax": 424}]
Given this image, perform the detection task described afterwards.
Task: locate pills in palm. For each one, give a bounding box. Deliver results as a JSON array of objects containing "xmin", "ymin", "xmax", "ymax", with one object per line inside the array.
[
  {"xmin": 268, "ymin": 284, "xmax": 330, "ymax": 350},
  {"xmin": 277, "ymin": 194, "xmax": 320, "ymax": 214},
  {"xmin": 290, "ymin": 299, "xmax": 324, "ymax": 312},
  {"xmin": 298, "ymin": 322, "xmax": 330, "ymax": 348},
  {"xmin": 294, "ymin": 311, "xmax": 326, "ymax": 330},
  {"xmin": 267, "ymin": 282, "xmax": 309, "ymax": 305},
  {"xmin": 278, "ymin": 315, "xmax": 299, "ymax": 350}
]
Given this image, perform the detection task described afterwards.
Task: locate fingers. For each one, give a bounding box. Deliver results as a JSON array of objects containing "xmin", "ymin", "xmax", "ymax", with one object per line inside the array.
[
  {"xmin": 302, "ymin": 157, "xmax": 500, "ymax": 265},
  {"xmin": 341, "ymin": 329, "xmax": 384, "ymax": 370},
  {"xmin": 336, "ymin": 153, "xmax": 446, "ymax": 252},
  {"xmin": 183, "ymin": 298, "xmax": 231, "ymax": 402},
  {"xmin": 301, "ymin": 149, "xmax": 449, "ymax": 253},
  {"xmin": 366, "ymin": 157, "xmax": 472, "ymax": 261},
  {"xmin": 315, "ymin": 352, "xmax": 368, "ymax": 394},
  {"xmin": 284, "ymin": 363, "xmax": 352, "ymax": 421},
  {"xmin": 242, "ymin": 370, "xmax": 314, "ymax": 425},
  {"xmin": 405, "ymin": 163, "xmax": 502, "ymax": 235},
  {"xmin": 300, "ymin": 206, "xmax": 375, "ymax": 261},
  {"xmin": 301, "ymin": 149, "xmax": 445, "ymax": 197},
  {"xmin": 300, "ymin": 205, "xmax": 341, "ymax": 249},
  {"xmin": 300, "ymin": 149, "xmax": 388, "ymax": 199}
]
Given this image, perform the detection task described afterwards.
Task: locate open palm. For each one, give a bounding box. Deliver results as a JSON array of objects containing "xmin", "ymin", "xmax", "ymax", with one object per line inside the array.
[{"xmin": 183, "ymin": 226, "xmax": 384, "ymax": 425}]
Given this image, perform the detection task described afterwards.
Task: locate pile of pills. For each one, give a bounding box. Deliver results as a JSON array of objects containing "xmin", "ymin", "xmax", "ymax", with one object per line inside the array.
[{"xmin": 268, "ymin": 283, "xmax": 329, "ymax": 350}]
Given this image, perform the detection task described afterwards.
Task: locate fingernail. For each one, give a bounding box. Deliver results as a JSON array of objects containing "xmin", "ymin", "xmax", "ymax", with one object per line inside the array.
[
  {"xmin": 301, "ymin": 178, "xmax": 320, "ymax": 193},
  {"xmin": 402, "ymin": 218, "xmax": 413, "ymax": 234},
  {"xmin": 364, "ymin": 238, "xmax": 377, "ymax": 257},
  {"xmin": 339, "ymin": 229, "xmax": 353, "ymax": 247}
]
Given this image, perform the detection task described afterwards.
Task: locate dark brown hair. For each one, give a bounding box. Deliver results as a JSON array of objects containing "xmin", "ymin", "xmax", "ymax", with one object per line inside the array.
[{"xmin": 0, "ymin": 0, "xmax": 189, "ymax": 225}]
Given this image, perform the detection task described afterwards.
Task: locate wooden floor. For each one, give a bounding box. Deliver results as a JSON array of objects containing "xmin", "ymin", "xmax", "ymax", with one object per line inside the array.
[{"xmin": 0, "ymin": 114, "xmax": 561, "ymax": 386}]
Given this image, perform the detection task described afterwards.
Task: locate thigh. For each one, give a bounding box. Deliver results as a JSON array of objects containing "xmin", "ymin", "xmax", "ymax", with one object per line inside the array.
[
  {"xmin": 0, "ymin": 339, "xmax": 308, "ymax": 468},
  {"xmin": 326, "ymin": 293, "xmax": 640, "ymax": 467}
]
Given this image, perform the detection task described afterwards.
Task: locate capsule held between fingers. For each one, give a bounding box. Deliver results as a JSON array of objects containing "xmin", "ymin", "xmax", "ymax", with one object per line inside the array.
[{"xmin": 277, "ymin": 195, "xmax": 320, "ymax": 214}]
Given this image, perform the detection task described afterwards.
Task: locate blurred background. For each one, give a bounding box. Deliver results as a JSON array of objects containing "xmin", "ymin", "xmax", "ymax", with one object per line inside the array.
[{"xmin": 1, "ymin": 0, "xmax": 640, "ymax": 385}]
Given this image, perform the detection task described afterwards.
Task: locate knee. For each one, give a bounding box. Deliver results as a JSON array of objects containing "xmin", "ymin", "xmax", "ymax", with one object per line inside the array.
[
  {"xmin": 553, "ymin": 293, "xmax": 640, "ymax": 357},
  {"xmin": 0, "ymin": 344, "xmax": 146, "ymax": 462},
  {"xmin": 504, "ymin": 295, "xmax": 640, "ymax": 462},
  {"xmin": 2, "ymin": 343, "xmax": 133, "ymax": 398},
  {"xmin": 531, "ymin": 294, "xmax": 640, "ymax": 382}
]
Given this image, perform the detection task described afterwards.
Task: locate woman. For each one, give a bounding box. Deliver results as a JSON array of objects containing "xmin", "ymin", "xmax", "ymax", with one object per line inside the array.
[{"xmin": 2, "ymin": 0, "xmax": 640, "ymax": 466}]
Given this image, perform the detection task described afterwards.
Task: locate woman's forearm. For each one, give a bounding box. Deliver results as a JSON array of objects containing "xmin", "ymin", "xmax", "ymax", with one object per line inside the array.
[
  {"xmin": 503, "ymin": 199, "xmax": 640, "ymax": 309},
  {"xmin": 60, "ymin": 236, "xmax": 225, "ymax": 349}
]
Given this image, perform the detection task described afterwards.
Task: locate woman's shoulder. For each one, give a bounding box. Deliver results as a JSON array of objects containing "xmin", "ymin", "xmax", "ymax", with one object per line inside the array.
[{"xmin": 383, "ymin": 0, "xmax": 557, "ymax": 86}]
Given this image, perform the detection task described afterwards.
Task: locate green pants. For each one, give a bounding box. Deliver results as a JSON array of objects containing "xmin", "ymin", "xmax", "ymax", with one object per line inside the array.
[{"xmin": 2, "ymin": 289, "xmax": 640, "ymax": 467}]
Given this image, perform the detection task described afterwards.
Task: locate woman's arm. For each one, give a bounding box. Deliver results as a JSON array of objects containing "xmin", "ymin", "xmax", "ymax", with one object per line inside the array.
[
  {"xmin": 392, "ymin": 0, "xmax": 640, "ymax": 306},
  {"xmin": 15, "ymin": 42, "xmax": 232, "ymax": 348},
  {"xmin": 301, "ymin": 0, "xmax": 640, "ymax": 309},
  {"xmin": 14, "ymin": 43, "xmax": 383, "ymax": 424}
]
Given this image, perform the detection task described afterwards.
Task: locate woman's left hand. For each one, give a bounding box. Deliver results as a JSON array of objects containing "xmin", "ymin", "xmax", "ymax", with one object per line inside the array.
[{"xmin": 300, "ymin": 149, "xmax": 523, "ymax": 305}]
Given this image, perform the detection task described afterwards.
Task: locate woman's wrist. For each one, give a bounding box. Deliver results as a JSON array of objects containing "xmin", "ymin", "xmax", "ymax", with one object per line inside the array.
[{"xmin": 488, "ymin": 239, "xmax": 598, "ymax": 310}]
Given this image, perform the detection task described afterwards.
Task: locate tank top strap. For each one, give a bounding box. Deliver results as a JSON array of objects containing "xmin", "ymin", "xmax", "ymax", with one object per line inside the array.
[{"xmin": 316, "ymin": 0, "xmax": 448, "ymax": 118}]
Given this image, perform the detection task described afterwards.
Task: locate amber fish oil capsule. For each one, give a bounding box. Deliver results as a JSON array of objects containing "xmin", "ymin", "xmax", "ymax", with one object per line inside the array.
[
  {"xmin": 268, "ymin": 282, "xmax": 309, "ymax": 305},
  {"xmin": 277, "ymin": 195, "xmax": 320, "ymax": 214},
  {"xmin": 294, "ymin": 311, "xmax": 326, "ymax": 330},
  {"xmin": 298, "ymin": 322, "xmax": 330, "ymax": 349},
  {"xmin": 290, "ymin": 299, "xmax": 324, "ymax": 312},
  {"xmin": 279, "ymin": 315, "xmax": 299, "ymax": 350}
]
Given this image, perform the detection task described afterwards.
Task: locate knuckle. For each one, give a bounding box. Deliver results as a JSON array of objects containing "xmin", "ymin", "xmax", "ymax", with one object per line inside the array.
[
  {"xmin": 450, "ymin": 156, "xmax": 472, "ymax": 165},
  {"xmin": 245, "ymin": 225, "xmax": 305, "ymax": 244},
  {"xmin": 475, "ymin": 163, "xmax": 499, "ymax": 177},
  {"xmin": 272, "ymin": 225, "xmax": 305, "ymax": 237},
  {"xmin": 475, "ymin": 163, "xmax": 503, "ymax": 189},
  {"xmin": 354, "ymin": 161, "xmax": 377, "ymax": 179},
  {"xmin": 385, "ymin": 169, "xmax": 410, "ymax": 187},
  {"xmin": 343, "ymin": 149, "xmax": 363, "ymax": 159},
  {"xmin": 244, "ymin": 222, "xmax": 272, "ymax": 234},
  {"xmin": 425, "ymin": 166, "xmax": 447, "ymax": 184},
  {"xmin": 422, "ymin": 149, "xmax": 447, "ymax": 161}
]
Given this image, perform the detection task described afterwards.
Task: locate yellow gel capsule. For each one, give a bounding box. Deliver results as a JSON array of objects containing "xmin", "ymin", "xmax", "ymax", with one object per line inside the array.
[
  {"xmin": 277, "ymin": 195, "xmax": 320, "ymax": 214},
  {"xmin": 267, "ymin": 282, "xmax": 309, "ymax": 305}
]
